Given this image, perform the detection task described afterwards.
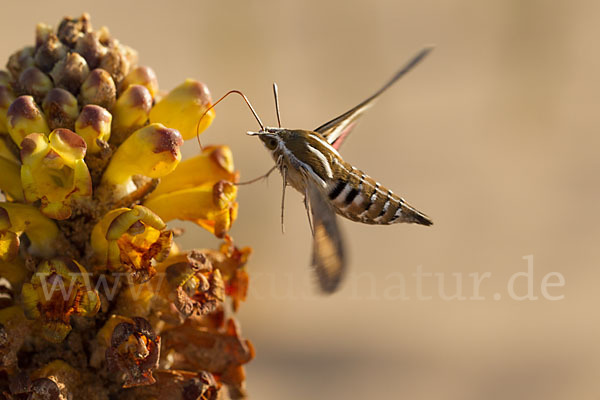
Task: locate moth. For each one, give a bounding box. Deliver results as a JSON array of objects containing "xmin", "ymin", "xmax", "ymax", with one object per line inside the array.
[{"xmin": 202, "ymin": 48, "xmax": 433, "ymax": 293}]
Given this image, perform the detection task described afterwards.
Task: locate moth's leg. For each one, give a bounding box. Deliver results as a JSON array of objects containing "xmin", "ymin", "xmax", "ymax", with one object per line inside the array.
[
  {"xmin": 235, "ymin": 165, "xmax": 278, "ymax": 186},
  {"xmin": 280, "ymin": 166, "xmax": 287, "ymax": 234},
  {"xmin": 303, "ymin": 194, "xmax": 314, "ymax": 235}
]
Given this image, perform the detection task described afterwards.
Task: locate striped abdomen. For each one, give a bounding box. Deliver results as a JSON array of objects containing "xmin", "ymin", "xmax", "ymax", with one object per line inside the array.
[{"xmin": 326, "ymin": 160, "xmax": 432, "ymax": 226}]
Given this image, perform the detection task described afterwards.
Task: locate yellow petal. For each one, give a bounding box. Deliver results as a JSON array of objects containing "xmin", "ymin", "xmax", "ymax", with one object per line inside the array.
[
  {"xmin": 7, "ymin": 95, "xmax": 50, "ymax": 147},
  {"xmin": 91, "ymin": 205, "xmax": 171, "ymax": 283},
  {"xmin": 0, "ymin": 202, "xmax": 59, "ymax": 258},
  {"xmin": 120, "ymin": 66, "xmax": 158, "ymax": 99},
  {"xmin": 144, "ymin": 180, "xmax": 237, "ymax": 238},
  {"xmin": 148, "ymin": 145, "xmax": 238, "ymax": 200},
  {"xmin": 110, "ymin": 84, "xmax": 152, "ymax": 145},
  {"xmin": 0, "ymin": 156, "xmax": 24, "ymax": 201},
  {"xmin": 149, "ymin": 79, "xmax": 214, "ymax": 140},
  {"xmin": 100, "ymin": 123, "xmax": 182, "ymax": 200},
  {"xmin": 20, "ymin": 129, "xmax": 91, "ymax": 220}
]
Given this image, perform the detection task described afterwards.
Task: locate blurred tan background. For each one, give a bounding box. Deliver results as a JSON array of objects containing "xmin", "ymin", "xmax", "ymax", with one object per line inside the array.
[{"xmin": 3, "ymin": 1, "xmax": 600, "ymax": 398}]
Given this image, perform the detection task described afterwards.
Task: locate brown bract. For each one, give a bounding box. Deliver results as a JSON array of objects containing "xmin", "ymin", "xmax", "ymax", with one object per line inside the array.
[
  {"xmin": 164, "ymin": 251, "xmax": 225, "ymax": 320},
  {"xmin": 120, "ymin": 370, "xmax": 220, "ymax": 400},
  {"xmin": 161, "ymin": 319, "xmax": 254, "ymax": 398},
  {"xmin": 106, "ymin": 317, "xmax": 161, "ymax": 388}
]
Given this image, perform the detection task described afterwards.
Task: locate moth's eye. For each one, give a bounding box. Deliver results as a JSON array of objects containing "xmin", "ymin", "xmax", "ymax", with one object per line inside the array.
[{"xmin": 265, "ymin": 137, "xmax": 278, "ymax": 150}]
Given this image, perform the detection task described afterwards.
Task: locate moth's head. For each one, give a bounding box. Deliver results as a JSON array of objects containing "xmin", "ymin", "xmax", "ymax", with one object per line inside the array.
[{"xmin": 247, "ymin": 127, "xmax": 285, "ymax": 151}]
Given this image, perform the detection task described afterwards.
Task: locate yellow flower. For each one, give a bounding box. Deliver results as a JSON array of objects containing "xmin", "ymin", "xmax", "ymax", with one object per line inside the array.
[
  {"xmin": 20, "ymin": 128, "xmax": 92, "ymax": 219},
  {"xmin": 21, "ymin": 258, "xmax": 100, "ymax": 343},
  {"xmin": 91, "ymin": 205, "xmax": 172, "ymax": 283},
  {"xmin": 144, "ymin": 180, "xmax": 238, "ymax": 239},
  {"xmin": 99, "ymin": 123, "xmax": 182, "ymax": 201},
  {"xmin": 0, "ymin": 202, "xmax": 60, "ymax": 258},
  {"xmin": 149, "ymin": 79, "xmax": 214, "ymax": 139},
  {"xmin": 143, "ymin": 145, "xmax": 240, "ymax": 239}
]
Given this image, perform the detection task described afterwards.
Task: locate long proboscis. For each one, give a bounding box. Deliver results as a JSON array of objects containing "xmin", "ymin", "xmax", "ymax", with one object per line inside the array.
[{"xmin": 195, "ymin": 90, "xmax": 265, "ymax": 150}]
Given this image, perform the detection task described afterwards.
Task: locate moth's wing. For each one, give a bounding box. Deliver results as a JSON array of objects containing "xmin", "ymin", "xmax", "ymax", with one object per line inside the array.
[
  {"xmin": 314, "ymin": 47, "xmax": 433, "ymax": 150},
  {"xmin": 306, "ymin": 179, "xmax": 346, "ymax": 293}
]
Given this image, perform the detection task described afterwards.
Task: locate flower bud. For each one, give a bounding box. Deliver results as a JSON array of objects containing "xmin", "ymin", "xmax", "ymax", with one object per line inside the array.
[
  {"xmin": 110, "ymin": 84, "xmax": 151, "ymax": 144},
  {"xmin": 21, "ymin": 258, "xmax": 100, "ymax": 343},
  {"xmin": 18, "ymin": 66, "xmax": 53, "ymax": 104},
  {"xmin": 75, "ymin": 104, "xmax": 111, "ymax": 154},
  {"xmin": 34, "ymin": 33, "xmax": 68, "ymax": 72},
  {"xmin": 50, "ymin": 52, "xmax": 90, "ymax": 94},
  {"xmin": 149, "ymin": 79, "xmax": 214, "ymax": 140},
  {"xmin": 57, "ymin": 13, "xmax": 92, "ymax": 47},
  {"xmin": 6, "ymin": 95, "xmax": 50, "ymax": 147},
  {"xmin": 20, "ymin": 129, "xmax": 92, "ymax": 219},
  {"xmin": 42, "ymin": 87, "xmax": 79, "ymax": 130},
  {"xmin": 79, "ymin": 68, "xmax": 116, "ymax": 109},
  {"xmin": 0, "ymin": 71, "xmax": 12, "ymax": 86},
  {"xmin": 6, "ymin": 47, "xmax": 35, "ymax": 79},
  {"xmin": 0, "ymin": 85, "xmax": 15, "ymax": 134},
  {"xmin": 75, "ymin": 31, "xmax": 107, "ymax": 69},
  {"xmin": 35, "ymin": 23, "xmax": 53, "ymax": 48},
  {"xmin": 101, "ymin": 123, "xmax": 182, "ymax": 200},
  {"xmin": 100, "ymin": 43, "xmax": 133, "ymax": 85},
  {"xmin": 120, "ymin": 66, "xmax": 158, "ymax": 99}
]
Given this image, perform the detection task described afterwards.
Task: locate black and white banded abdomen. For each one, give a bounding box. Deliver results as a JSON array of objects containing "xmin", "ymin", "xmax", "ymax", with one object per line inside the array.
[{"xmin": 326, "ymin": 162, "xmax": 432, "ymax": 226}]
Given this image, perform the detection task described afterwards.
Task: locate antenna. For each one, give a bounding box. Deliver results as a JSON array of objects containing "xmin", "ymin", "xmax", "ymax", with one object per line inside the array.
[
  {"xmin": 273, "ymin": 82, "xmax": 282, "ymax": 128},
  {"xmin": 196, "ymin": 89, "xmax": 265, "ymax": 149}
]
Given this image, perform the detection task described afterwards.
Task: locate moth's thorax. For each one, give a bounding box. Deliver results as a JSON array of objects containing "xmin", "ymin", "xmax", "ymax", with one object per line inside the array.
[{"xmin": 258, "ymin": 128, "xmax": 342, "ymax": 193}]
